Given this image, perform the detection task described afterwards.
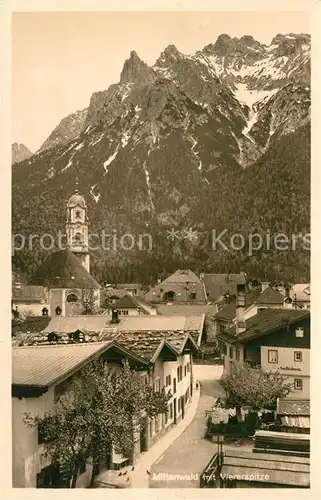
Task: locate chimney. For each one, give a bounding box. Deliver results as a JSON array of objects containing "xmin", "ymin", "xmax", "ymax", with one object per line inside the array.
[
  {"xmin": 236, "ymin": 284, "xmax": 246, "ymax": 334},
  {"xmin": 261, "ymin": 281, "xmax": 270, "ymax": 292},
  {"xmin": 111, "ymin": 309, "xmax": 119, "ymax": 324}
]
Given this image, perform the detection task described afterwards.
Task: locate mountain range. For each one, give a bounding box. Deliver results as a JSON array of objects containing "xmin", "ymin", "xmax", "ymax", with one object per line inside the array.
[
  {"xmin": 12, "ymin": 143, "xmax": 33, "ymax": 164},
  {"xmin": 12, "ymin": 33, "xmax": 310, "ymax": 284}
]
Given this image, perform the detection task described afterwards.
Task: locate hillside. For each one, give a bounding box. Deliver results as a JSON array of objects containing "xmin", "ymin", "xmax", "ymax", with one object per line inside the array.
[{"xmin": 12, "ymin": 33, "xmax": 310, "ymax": 284}]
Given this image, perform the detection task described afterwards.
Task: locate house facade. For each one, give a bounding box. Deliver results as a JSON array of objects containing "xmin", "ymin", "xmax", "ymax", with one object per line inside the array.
[
  {"xmin": 12, "ymin": 325, "xmax": 198, "ymax": 488},
  {"xmin": 145, "ymin": 270, "xmax": 207, "ymax": 304},
  {"xmin": 217, "ymin": 303, "xmax": 310, "ymax": 400},
  {"xmin": 104, "ymin": 294, "xmax": 158, "ymax": 316}
]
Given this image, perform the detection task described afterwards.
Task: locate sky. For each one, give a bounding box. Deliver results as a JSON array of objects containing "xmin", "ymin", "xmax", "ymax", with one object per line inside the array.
[{"xmin": 12, "ymin": 11, "xmax": 310, "ymax": 152}]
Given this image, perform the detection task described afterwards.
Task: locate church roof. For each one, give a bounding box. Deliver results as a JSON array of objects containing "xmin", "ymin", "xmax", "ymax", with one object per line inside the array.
[
  {"xmin": 67, "ymin": 189, "xmax": 87, "ymax": 209},
  {"xmin": 30, "ymin": 249, "xmax": 100, "ymax": 289}
]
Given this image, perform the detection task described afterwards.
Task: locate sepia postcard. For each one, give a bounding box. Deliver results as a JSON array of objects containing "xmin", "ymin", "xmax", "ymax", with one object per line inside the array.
[{"xmin": 2, "ymin": 0, "xmax": 320, "ymax": 498}]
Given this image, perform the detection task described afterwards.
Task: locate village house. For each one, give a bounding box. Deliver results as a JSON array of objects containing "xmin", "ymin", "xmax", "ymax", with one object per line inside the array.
[
  {"xmin": 12, "ymin": 284, "xmax": 50, "ymax": 318},
  {"xmin": 217, "ymin": 285, "xmax": 310, "ymax": 400},
  {"xmin": 103, "ymin": 293, "xmax": 158, "ymax": 316},
  {"xmin": 145, "ymin": 269, "xmax": 207, "ymax": 304},
  {"xmin": 101, "ymin": 283, "xmax": 145, "ymax": 308},
  {"xmin": 12, "ymin": 325, "xmax": 198, "ymax": 488},
  {"xmin": 157, "ymin": 303, "xmax": 218, "ymax": 343},
  {"xmin": 202, "ymin": 273, "xmax": 247, "ymax": 302},
  {"xmin": 290, "ymin": 284, "xmax": 311, "ymax": 310},
  {"xmin": 39, "ymin": 310, "xmax": 206, "ymax": 348},
  {"xmin": 213, "ymin": 282, "xmax": 286, "ymax": 337}
]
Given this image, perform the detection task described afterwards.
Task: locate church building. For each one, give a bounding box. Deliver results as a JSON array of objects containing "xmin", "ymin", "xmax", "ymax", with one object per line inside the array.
[{"xmin": 30, "ymin": 188, "xmax": 101, "ymax": 316}]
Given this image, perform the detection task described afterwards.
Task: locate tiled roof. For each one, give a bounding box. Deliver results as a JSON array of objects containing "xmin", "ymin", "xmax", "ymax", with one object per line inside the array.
[
  {"xmin": 255, "ymin": 287, "xmax": 285, "ymax": 305},
  {"xmin": 12, "ymin": 285, "xmax": 47, "ymax": 301},
  {"xmin": 218, "ymin": 309, "xmax": 310, "ymax": 344},
  {"xmin": 115, "ymin": 314, "xmax": 205, "ymax": 334},
  {"xmin": 30, "ymin": 249, "xmax": 100, "ymax": 289},
  {"xmin": 111, "ymin": 294, "xmax": 155, "ymax": 313},
  {"xmin": 145, "ymin": 269, "xmax": 207, "ymax": 303},
  {"xmin": 278, "ymin": 399, "xmax": 310, "ymax": 416},
  {"xmin": 42, "ymin": 315, "xmax": 108, "ymax": 333},
  {"xmin": 12, "ymin": 342, "xmax": 111, "ymax": 387},
  {"xmin": 157, "ymin": 304, "xmax": 217, "ymax": 317},
  {"xmin": 215, "ymin": 289, "xmax": 262, "ymax": 321},
  {"xmin": 203, "ymin": 273, "xmax": 246, "ymax": 301},
  {"xmin": 100, "ymin": 330, "xmax": 197, "ymax": 362},
  {"xmin": 12, "ymin": 316, "xmax": 52, "ymax": 336}
]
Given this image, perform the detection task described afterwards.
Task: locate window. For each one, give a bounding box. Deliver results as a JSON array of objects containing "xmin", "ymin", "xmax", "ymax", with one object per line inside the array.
[
  {"xmin": 177, "ymin": 366, "xmax": 183, "ymax": 382},
  {"xmin": 184, "ymin": 366, "xmax": 187, "ymax": 377},
  {"xmin": 173, "ymin": 378, "xmax": 177, "ymax": 393},
  {"xmin": 187, "ymin": 362, "xmax": 190, "ymax": 373},
  {"xmin": 165, "ymin": 375, "xmax": 171, "ymax": 387},
  {"xmin": 223, "ymin": 343, "xmax": 227, "ymax": 354},
  {"xmin": 296, "ymin": 327, "xmax": 304, "ymax": 338},
  {"xmin": 165, "ymin": 409, "xmax": 168, "ymax": 425},
  {"xmin": 294, "ymin": 351, "xmax": 302, "ymax": 362},
  {"xmin": 75, "ymin": 210, "xmax": 81, "ymax": 219},
  {"xmin": 268, "ymin": 350, "xmax": 278, "ymax": 363},
  {"xmin": 294, "ymin": 378, "xmax": 303, "ymax": 390},
  {"xmin": 120, "ymin": 310, "xmax": 129, "ymax": 315},
  {"xmin": 153, "ymin": 378, "xmax": 160, "ymax": 392},
  {"xmin": 219, "ymin": 324, "xmax": 226, "ymax": 333},
  {"xmin": 229, "ymin": 347, "xmax": 233, "ymax": 359},
  {"xmin": 169, "ymin": 403, "xmax": 173, "ymax": 420},
  {"xmin": 236, "ymin": 348, "xmax": 240, "ymax": 361},
  {"xmin": 178, "ymin": 398, "xmax": 181, "ymax": 412},
  {"xmin": 190, "ymin": 292, "xmax": 197, "ymax": 299},
  {"xmin": 66, "ymin": 293, "xmax": 78, "ymax": 303}
]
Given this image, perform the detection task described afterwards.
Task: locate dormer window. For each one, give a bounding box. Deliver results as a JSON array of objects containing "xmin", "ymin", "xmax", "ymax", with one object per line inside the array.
[
  {"xmin": 295, "ymin": 327, "xmax": 304, "ymax": 338},
  {"xmin": 75, "ymin": 210, "xmax": 81, "ymax": 219}
]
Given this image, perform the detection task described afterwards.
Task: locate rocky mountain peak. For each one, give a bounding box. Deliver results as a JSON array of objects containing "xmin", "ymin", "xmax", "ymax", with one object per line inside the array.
[
  {"xmin": 12, "ymin": 143, "xmax": 33, "ymax": 165},
  {"xmin": 120, "ymin": 51, "xmax": 156, "ymax": 84},
  {"xmin": 239, "ymin": 35, "xmax": 261, "ymax": 49},
  {"xmin": 213, "ymin": 34, "xmax": 237, "ymax": 55}
]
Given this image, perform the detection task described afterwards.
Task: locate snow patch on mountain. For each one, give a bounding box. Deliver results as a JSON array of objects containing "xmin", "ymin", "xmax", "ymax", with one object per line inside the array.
[
  {"xmin": 90, "ymin": 133, "xmax": 104, "ymax": 147},
  {"xmin": 103, "ymin": 147, "xmax": 119, "ymax": 174},
  {"xmin": 121, "ymin": 131, "xmax": 131, "ymax": 148},
  {"xmin": 190, "ymin": 136, "xmax": 202, "ymax": 171},
  {"xmin": 90, "ymin": 184, "xmax": 101, "ymax": 203},
  {"xmin": 233, "ymin": 83, "xmax": 278, "ymax": 108},
  {"xmin": 142, "ymin": 161, "xmax": 155, "ymax": 211}
]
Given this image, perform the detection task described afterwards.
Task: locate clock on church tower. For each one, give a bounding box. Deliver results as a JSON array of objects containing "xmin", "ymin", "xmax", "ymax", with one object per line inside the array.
[{"xmin": 66, "ymin": 187, "xmax": 90, "ymax": 272}]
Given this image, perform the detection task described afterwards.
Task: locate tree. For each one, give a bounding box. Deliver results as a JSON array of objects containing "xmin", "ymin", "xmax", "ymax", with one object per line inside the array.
[
  {"xmin": 220, "ymin": 362, "xmax": 293, "ymax": 420},
  {"xmin": 81, "ymin": 289, "xmax": 96, "ymax": 315},
  {"xmin": 24, "ymin": 359, "xmax": 171, "ymax": 488}
]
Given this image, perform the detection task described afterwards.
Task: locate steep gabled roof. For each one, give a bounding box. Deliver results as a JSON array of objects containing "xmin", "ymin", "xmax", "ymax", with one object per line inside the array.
[
  {"xmin": 99, "ymin": 329, "xmax": 198, "ymax": 362},
  {"xmin": 218, "ymin": 309, "xmax": 310, "ymax": 344},
  {"xmin": 30, "ymin": 249, "xmax": 100, "ymax": 289},
  {"xmin": 145, "ymin": 269, "xmax": 207, "ymax": 303},
  {"xmin": 255, "ymin": 287, "xmax": 285, "ymax": 305},
  {"xmin": 215, "ymin": 289, "xmax": 262, "ymax": 321},
  {"xmin": 111, "ymin": 294, "xmax": 155, "ymax": 313},
  {"xmin": 203, "ymin": 273, "xmax": 246, "ymax": 301}
]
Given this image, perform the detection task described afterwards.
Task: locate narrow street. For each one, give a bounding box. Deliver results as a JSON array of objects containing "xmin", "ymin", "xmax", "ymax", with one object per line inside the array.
[{"xmin": 149, "ymin": 364, "xmax": 225, "ymax": 488}]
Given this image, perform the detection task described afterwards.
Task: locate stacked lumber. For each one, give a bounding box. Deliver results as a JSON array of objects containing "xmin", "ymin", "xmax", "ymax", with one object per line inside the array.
[{"xmin": 253, "ymin": 430, "xmax": 310, "ymax": 456}]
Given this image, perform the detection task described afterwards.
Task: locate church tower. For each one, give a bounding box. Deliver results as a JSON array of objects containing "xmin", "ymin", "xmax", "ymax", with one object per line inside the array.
[{"xmin": 66, "ymin": 186, "xmax": 90, "ymax": 273}]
